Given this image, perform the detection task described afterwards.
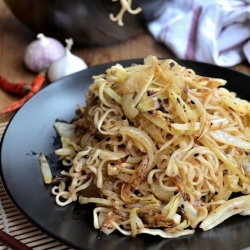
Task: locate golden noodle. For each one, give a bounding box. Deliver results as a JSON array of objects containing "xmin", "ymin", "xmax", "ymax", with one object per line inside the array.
[
  {"xmin": 110, "ymin": 0, "xmax": 142, "ymax": 26},
  {"xmin": 52, "ymin": 56, "xmax": 250, "ymax": 238}
]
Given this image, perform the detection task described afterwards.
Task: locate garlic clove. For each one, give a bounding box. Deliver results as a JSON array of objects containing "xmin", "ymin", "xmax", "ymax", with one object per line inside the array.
[{"xmin": 48, "ymin": 38, "xmax": 88, "ymax": 82}]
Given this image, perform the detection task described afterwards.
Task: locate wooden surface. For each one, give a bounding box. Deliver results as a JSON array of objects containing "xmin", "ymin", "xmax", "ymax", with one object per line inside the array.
[{"xmin": 0, "ymin": 0, "xmax": 250, "ymax": 124}]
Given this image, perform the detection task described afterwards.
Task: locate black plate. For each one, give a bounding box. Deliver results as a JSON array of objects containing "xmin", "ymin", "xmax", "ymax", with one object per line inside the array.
[{"xmin": 1, "ymin": 59, "xmax": 250, "ymax": 250}]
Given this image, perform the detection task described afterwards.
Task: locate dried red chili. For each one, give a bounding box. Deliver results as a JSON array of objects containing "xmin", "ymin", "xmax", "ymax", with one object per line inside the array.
[
  {"xmin": 0, "ymin": 75, "xmax": 31, "ymax": 95},
  {"xmin": 30, "ymin": 71, "xmax": 46, "ymax": 93},
  {"xmin": 0, "ymin": 72, "xmax": 46, "ymax": 116}
]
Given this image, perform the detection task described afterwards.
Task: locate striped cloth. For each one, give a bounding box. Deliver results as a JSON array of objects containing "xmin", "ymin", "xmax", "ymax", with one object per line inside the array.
[{"xmin": 147, "ymin": 0, "xmax": 250, "ymax": 67}]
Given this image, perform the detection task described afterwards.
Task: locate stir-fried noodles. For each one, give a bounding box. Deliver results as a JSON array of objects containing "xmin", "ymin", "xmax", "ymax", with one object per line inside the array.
[
  {"xmin": 52, "ymin": 56, "xmax": 250, "ymax": 238},
  {"xmin": 110, "ymin": 0, "xmax": 142, "ymax": 26}
]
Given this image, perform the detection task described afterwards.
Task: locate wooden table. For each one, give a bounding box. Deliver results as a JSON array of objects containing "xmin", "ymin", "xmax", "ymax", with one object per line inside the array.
[
  {"xmin": 1, "ymin": 0, "xmax": 250, "ymax": 125},
  {"xmin": 0, "ymin": 0, "xmax": 172, "ymax": 123}
]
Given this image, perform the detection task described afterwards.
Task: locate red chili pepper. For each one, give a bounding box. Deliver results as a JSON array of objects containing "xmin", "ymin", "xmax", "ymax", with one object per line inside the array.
[
  {"xmin": 0, "ymin": 75, "xmax": 31, "ymax": 95},
  {"xmin": 0, "ymin": 72, "xmax": 46, "ymax": 116},
  {"xmin": 30, "ymin": 71, "xmax": 46, "ymax": 93}
]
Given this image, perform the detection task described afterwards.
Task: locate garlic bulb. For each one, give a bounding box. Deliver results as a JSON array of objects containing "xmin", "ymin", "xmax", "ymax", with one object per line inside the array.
[
  {"xmin": 48, "ymin": 39, "xmax": 88, "ymax": 82},
  {"xmin": 24, "ymin": 33, "xmax": 65, "ymax": 73}
]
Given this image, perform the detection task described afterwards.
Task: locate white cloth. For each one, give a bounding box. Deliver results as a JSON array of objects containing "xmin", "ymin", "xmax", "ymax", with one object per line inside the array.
[{"xmin": 147, "ymin": 0, "xmax": 250, "ymax": 67}]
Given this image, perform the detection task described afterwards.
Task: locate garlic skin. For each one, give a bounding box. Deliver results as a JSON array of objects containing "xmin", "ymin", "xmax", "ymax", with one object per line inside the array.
[
  {"xmin": 24, "ymin": 33, "xmax": 65, "ymax": 73},
  {"xmin": 48, "ymin": 39, "xmax": 88, "ymax": 82}
]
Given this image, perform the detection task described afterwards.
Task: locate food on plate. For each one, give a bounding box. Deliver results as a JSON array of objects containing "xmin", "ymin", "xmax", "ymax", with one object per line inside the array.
[
  {"xmin": 51, "ymin": 55, "xmax": 250, "ymax": 238},
  {"xmin": 39, "ymin": 153, "xmax": 53, "ymax": 184}
]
